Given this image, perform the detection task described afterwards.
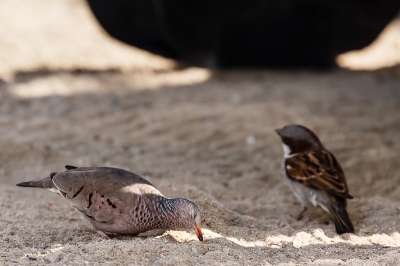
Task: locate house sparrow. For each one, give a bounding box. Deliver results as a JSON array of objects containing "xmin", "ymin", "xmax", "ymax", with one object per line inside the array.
[{"xmin": 275, "ymin": 124, "xmax": 354, "ymax": 234}]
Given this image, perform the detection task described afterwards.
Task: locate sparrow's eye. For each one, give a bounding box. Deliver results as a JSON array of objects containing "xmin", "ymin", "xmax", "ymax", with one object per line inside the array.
[{"xmin": 189, "ymin": 210, "xmax": 196, "ymax": 219}]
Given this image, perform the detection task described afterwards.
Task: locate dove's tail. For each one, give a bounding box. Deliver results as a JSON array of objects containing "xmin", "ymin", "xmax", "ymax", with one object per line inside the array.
[
  {"xmin": 16, "ymin": 174, "xmax": 59, "ymax": 194},
  {"xmin": 329, "ymin": 197, "xmax": 354, "ymax": 234}
]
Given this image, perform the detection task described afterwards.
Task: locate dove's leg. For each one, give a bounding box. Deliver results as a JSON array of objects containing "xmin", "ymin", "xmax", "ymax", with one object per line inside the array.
[
  {"xmin": 96, "ymin": 230, "xmax": 111, "ymax": 239},
  {"xmin": 80, "ymin": 214, "xmax": 111, "ymax": 239},
  {"xmin": 296, "ymin": 207, "xmax": 308, "ymax": 220}
]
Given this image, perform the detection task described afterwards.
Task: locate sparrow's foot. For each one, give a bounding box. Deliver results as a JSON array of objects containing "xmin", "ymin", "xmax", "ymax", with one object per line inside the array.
[
  {"xmin": 96, "ymin": 230, "xmax": 111, "ymax": 239},
  {"xmin": 296, "ymin": 207, "xmax": 308, "ymax": 220}
]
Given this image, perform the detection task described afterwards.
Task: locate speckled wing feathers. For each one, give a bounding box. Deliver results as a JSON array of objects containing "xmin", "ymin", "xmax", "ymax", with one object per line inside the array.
[
  {"xmin": 285, "ymin": 150, "xmax": 353, "ymax": 199},
  {"xmin": 52, "ymin": 167, "xmax": 163, "ymax": 225}
]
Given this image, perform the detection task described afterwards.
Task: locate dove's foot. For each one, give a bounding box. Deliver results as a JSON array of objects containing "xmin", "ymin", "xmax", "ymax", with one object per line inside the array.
[{"xmin": 96, "ymin": 230, "xmax": 111, "ymax": 239}]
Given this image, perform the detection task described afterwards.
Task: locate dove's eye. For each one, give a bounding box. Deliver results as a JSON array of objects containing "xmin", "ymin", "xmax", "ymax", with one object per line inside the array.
[{"xmin": 189, "ymin": 210, "xmax": 196, "ymax": 219}]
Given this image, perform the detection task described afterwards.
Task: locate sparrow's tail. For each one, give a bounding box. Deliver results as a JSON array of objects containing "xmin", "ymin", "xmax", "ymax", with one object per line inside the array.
[
  {"xmin": 16, "ymin": 172, "xmax": 58, "ymax": 193},
  {"xmin": 329, "ymin": 197, "xmax": 354, "ymax": 234}
]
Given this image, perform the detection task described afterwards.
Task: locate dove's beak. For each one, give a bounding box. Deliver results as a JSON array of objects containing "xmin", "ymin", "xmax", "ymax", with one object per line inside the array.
[{"xmin": 195, "ymin": 225, "xmax": 203, "ymax": 241}]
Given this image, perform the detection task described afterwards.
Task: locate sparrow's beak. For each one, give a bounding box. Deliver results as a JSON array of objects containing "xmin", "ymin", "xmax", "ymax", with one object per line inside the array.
[
  {"xmin": 275, "ymin": 128, "xmax": 283, "ymax": 136},
  {"xmin": 195, "ymin": 225, "xmax": 203, "ymax": 241}
]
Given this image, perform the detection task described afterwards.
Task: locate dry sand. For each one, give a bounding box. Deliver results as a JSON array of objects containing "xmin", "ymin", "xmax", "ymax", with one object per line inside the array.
[{"xmin": 1, "ymin": 1, "xmax": 400, "ymax": 265}]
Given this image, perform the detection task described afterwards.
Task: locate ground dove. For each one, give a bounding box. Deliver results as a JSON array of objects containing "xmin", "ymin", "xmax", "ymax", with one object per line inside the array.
[{"xmin": 16, "ymin": 165, "xmax": 203, "ymax": 241}]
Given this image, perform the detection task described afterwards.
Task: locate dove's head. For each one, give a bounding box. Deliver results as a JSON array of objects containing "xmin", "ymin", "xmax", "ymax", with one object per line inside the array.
[{"xmin": 172, "ymin": 198, "xmax": 203, "ymax": 241}]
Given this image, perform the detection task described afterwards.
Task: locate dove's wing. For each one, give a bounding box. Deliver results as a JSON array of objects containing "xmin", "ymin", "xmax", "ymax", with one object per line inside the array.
[{"xmin": 52, "ymin": 167, "xmax": 163, "ymax": 224}]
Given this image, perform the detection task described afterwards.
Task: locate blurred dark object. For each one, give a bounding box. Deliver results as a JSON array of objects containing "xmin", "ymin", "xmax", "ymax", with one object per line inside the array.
[{"xmin": 87, "ymin": 0, "xmax": 400, "ymax": 68}]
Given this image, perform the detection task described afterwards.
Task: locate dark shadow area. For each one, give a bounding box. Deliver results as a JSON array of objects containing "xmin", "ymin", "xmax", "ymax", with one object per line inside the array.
[{"xmin": 87, "ymin": 0, "xmax": 400, "ymax": 68}]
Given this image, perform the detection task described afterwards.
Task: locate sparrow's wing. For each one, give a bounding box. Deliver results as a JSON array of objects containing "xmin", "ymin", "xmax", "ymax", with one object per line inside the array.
[
  {"xmin": 285, "ymin": 150, "xmax": 353, "ymax": 199},
  {"xmin": 52, "ymin": 167, "xmax": 163, "ymax": 223}
]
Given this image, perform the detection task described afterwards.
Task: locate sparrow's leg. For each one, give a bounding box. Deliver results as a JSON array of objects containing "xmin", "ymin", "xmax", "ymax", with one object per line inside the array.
[
  {"xmin": 96, "ymin": 230, "xmax": 111, "ymax": 239},
  {"xmin": 296, "ymin": 207, "xmax": 308, "ymax": 220}
]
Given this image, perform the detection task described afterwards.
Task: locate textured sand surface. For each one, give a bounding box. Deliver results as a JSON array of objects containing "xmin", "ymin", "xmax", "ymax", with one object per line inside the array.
[{"xmin": 1, "ymin": 1, "xmax": 400, "ymax": 265}]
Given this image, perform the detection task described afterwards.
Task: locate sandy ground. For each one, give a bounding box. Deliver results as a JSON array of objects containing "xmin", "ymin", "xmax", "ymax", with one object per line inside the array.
[{"xmin": 1, "ymin": 1, "xmax": 400, "ymax": 265}]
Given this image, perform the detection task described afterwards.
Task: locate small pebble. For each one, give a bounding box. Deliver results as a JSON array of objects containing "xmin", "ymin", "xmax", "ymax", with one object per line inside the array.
[{"xmin": 246, "ymin": 135, "xmax": 255, "ymax": 145}]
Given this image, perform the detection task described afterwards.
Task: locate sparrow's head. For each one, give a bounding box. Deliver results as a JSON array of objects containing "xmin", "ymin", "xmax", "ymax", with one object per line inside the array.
[{"xmin": 275, "ymin": 124, "xmax": 324, "ymax": 156}]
